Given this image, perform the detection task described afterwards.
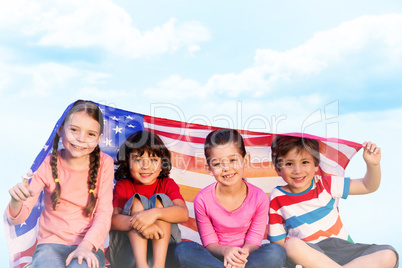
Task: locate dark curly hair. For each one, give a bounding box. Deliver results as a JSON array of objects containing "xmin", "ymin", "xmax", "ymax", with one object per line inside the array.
[{"xmin": 115, "ymin": 130, "xmax": 172, "ymax": 181}]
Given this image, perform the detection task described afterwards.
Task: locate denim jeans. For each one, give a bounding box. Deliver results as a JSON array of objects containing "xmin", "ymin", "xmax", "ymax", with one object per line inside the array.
[
  {"xmin": 174, "ymin": 241, "xmax": 286, "ymax": 268},
  {"xmin": 32, "ymin": 243, "xmax": 105, "ymax": 268}
]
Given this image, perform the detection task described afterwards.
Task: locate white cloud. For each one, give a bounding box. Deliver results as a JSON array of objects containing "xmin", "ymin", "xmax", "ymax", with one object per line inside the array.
[
  {"xmin": 254, "ymin": 13, "xmax": 402, "ymax": 84},
  {"xmin": 0, "ymin": 1, "xmax": 42, "ymax": 33},
  {"xmin": 0, "ymin": 60, "xmax": 114, "ymax": 99},
  {"xmin": 143, "ymin": 75, "xmax": 205, "ymax": 99},
  {"xmin": 339, "ymin": 107, "xmax": 402, "ymax": 143},
  {"xmin": 0, "ymin": 0, "xmax": 210, "ymax": 58},
  {"xmin": 0, "ymin": 62, "xmax": 79, "ymax": 97},
  {"xmin": 205, "ymin": 67, "xmax": 273, "ymax": 98},
  {"xmin": 187, "ymin": 45, "xmax": 201, "ymax": 57},
  {"xmin": 141, "ymin": 14, "xmax": 402, "ymax": 100},
  {"xmin": 77, "ymin": 86, "xmax": 131, "ymax": 99},
  {"xmin": 82, "ymin": 72, "xmax": 112, "ymax": 84},
  {"xmin": 118, "ymin": 18, "xmax": 210, "ymax": 58},
  {"xmin": 142, "ymin": 69, "xmax": 271, "ymax": 100}
]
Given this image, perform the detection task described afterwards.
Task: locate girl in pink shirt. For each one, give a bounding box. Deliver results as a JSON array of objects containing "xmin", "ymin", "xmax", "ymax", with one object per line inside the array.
[
  {"xmin": 7, "ymin": 100, "xmax": 114, "ymax": 268},
  {"xmin": 174, "ymin": 129, "xmax": 286, "ymax": 268}
]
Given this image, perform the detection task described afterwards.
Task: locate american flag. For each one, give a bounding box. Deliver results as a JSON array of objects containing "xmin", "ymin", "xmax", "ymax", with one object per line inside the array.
[{"xmin": 4, "ymin": 100, "xmax": 362, "ymax": 267}]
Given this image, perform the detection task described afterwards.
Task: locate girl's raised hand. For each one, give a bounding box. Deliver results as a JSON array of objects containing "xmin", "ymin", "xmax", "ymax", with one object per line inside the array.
[
  {"xmin": 8, "ymin": 173, "xmax": 34, "ymax": 202},
  {"xmin": 362, "ymin": 141, "xmax": 381, "ymax": 166}
]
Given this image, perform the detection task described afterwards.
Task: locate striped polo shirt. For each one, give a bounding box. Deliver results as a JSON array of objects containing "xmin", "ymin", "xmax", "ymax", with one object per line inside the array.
[{"xmin": 268, "ymin": 175, "xmax": 352, "ymax": 244}]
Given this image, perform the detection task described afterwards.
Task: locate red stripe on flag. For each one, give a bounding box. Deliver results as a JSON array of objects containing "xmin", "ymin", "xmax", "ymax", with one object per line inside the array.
[
  {"xmin": 180, "ymin": 217, "xmax": 198, "ymax": 232},
  {"xmin": 144, "ymin": 115, "xmax": 218, "ymax": 130},
  {"xmin": 316, "ymin": 166, "xmax": 335, "ymax": 177},
  {"xmin": 318, "ymin": 141, "xmax": 354, "ymax": 168},
  {"xmin": 13, "ymin": 240, "xmax": 37, "ymax": 268},
  {"xmin": 146, "ymin": 128, "xmax": 206, "ymax": 144}
]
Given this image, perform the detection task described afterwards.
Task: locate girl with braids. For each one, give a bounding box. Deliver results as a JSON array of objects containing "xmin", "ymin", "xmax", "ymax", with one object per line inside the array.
[
  {"xmin": 109, "ymin": 130, "xmax": 188, "ymax": 268},
  {"xmin": 7, "ymin": 100, "xmax": 114, "ymax": 268}
]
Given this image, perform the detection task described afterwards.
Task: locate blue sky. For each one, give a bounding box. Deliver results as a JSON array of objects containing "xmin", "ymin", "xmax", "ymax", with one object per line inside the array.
[{"xmin": 1, "ymin": 0, "xmax": 402, "ymax": 266}]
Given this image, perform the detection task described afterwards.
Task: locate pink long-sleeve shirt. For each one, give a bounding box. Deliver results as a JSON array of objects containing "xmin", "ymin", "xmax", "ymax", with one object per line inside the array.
[
  {"xmin": 194, "ymin": 181, "xmax": 269, "ymax": 248},
  {"xmin": 7, "ymin": 151, "xmax": 114, "ymax": 251}
]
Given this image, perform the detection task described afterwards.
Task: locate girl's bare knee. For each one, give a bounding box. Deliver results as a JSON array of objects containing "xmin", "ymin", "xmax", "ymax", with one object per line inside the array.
[
  {"xmin": 130, "ymin": 196, "xmax": 144, "ymax": 214},
  {"xmin": 155, "ymin": 196, "xmax": 164, "ymax": 208}
]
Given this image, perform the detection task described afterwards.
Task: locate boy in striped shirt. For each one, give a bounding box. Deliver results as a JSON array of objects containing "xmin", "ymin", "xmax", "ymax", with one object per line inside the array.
[{"xmin": 268, "ymin": 136, "xmax": 398, "ymax": 268}]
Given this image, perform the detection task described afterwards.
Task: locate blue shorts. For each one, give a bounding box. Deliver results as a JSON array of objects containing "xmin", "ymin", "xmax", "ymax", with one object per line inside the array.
[{"xmin": 108, "ymin": 193, "xmax": 181, "ymax": 268}]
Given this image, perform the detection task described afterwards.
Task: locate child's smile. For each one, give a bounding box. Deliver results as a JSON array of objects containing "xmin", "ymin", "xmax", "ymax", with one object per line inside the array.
[
  {"xmin": 130, "ymin": 151, "xmax": 162, "ymax": 185},
  {"xmin": 59, "ymin": 111, "xmax": 102, "ymax": 161},
  {"xmin": 139, "ymin": 172, "xmax": 153, "ymax": 178},
  {"xmin": 70, "ymin": 143, "xmax": 88, "ymax": 150},
  {"xmin": 207, "ymin": 143, "xmax": 249, "ymax": 188},
  {"xmin": 292, "ymin": 176, "xmax": 305, "ymax": 183},
  {"xmin": 276, "ymin": 148, "xmax": 318, "ymax": 194},
  {"xmin": 222, "ymin": 173, "xmax": 236, "ymax": 180}
]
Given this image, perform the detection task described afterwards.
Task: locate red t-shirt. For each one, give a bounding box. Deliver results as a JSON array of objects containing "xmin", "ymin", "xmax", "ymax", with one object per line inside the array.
[{"xmin": 113, "ymin": 178, "xmax": 184, "ymax": 209}]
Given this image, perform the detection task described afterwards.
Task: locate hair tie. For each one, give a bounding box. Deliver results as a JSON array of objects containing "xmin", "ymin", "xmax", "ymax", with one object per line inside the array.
[
  {"xmin": 54, "ymin": 178, "xmax": 59, "ymax": 183},
  {"xmin": 89, "ymin": 189, "xmax": 94, "ymax": 194}
]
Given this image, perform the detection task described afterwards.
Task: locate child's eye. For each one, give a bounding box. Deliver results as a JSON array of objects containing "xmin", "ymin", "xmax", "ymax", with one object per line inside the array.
[
  {"xmin": 285, "ymin": 162, "xmax": 293, "ymax": 166},
  {"xmin": 89, "ymin": 133, "xmax": 97, "ymax": 137},
  {"xmin": 70, "ymin": 127, "xmax": 78, "ymax": 132},
  {"xmin": 212, "ymin": 162, "xmax": 221, "ymax": 167},
  {"xmin": 131, "ymin": 155, "xmax": 141, "ymax": 162},
  {"xmin": 302, "ymin": 160, "xmax": 310, "ymax": 164},
  {"xmin": 150, "ymin": 158, "xmax": 159, "ymax": 162}
]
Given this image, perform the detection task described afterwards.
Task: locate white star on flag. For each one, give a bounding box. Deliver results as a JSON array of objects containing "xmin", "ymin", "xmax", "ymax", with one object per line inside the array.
[
  {"xmin": 104, "ymin": 138, "xmax": 112, "ymax": 146},
  {"xmin": 113, "ymin": 126, "xmax": 123, "ymax": 134}
]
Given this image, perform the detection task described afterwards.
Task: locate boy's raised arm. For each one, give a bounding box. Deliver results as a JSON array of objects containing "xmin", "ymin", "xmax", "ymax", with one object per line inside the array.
[{"xmin": 349, "ymin": 141, "xmax": 381, "ymax": 195}]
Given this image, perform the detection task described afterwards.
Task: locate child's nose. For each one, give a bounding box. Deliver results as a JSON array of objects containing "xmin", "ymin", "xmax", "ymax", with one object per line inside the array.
[
  {"xmin": 221, "ymin": 160, "xmax": 230, "ymax": 170},
  {"xmin": 141, "ymin": 159, "xmax": 151, "ymax": 168},
  {"xmin": 75, "ymin": 132, "xmax": 86, "ymax": 142},
  {"xmin": 293, "ymin": 164, "xmax": 301, "ymax": 173}
]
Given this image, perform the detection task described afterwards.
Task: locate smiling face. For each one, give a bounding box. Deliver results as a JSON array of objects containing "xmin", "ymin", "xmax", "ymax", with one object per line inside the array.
[
  {"xmin": 59, "ymin": 110, "xmax": 102, "ymax": 161},
  {"xmin": 207, "ymin": 142, "xmax": 249, "ymax": 187},
  {"xmin": 129, "ymin": 151, "xmax": 162, "ymax": 185},
  {"xmin": 276, "ymin": 147, "xmax": 319, "ymax": 193}
]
